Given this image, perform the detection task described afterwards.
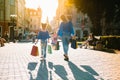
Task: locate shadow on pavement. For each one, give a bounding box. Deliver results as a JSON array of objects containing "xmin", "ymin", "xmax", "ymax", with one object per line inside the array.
[
  {"xmin": 68, "ymin": 61, "xmax": 97, "ymax": 80},
  {"xmin": 81, "ymin": 65, "xmax": 99, "ymax": 76},
  {"xmin": 28, "ymin": 62, "xmax": 38, "ymax": 71},
  {"xmin": 54, "ymin": 65, "xmax": 68, "ymax": 80},
  {"xmin": 48, "ymin": 62, "xmax": 53, "ymax": 80},
  {"xmin": 48, "ymin": 61, "xmax": 69, "ymax": 80},
  {"xmin": 36, "ymin": 60, "xmax": 48, "ymax": 80},
  {"xmin": 100, "ymin": 49, "xmax": 115, "ymax": 53},
  {"xmin": 28, "ymin": 61, "xmax": 104, "ymax": 80},
  {"xmin": 28, "ymin": 62, "xmax": 38, "ymax": 80},
  {"xmin": 48, "ymin": 61, "xmax": 99, "ymax": 80}
]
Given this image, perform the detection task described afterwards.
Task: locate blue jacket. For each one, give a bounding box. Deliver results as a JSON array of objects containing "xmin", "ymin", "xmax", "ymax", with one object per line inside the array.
[
  {"xmin": 37, "ymin": 31, "xmax": 50, "ymax": 41},
  {"xmin": 57, "ymin": 21, "xmax": 74, "ymax": 37}
]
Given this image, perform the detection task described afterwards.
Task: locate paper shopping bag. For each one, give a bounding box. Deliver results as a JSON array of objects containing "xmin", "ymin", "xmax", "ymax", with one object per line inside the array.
[
  {"xmin": 47, "ymin": 44, "xmax": 52, "ymax": 54},
  {"xmin": 31, "ymin": 45, "xmax": 39, "ymax": 56}
]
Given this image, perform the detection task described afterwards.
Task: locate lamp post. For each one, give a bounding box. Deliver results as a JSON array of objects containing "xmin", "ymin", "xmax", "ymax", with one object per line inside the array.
[{"xmin": 10, "ymin": 14, "xmax": 17, "ymax": 42}]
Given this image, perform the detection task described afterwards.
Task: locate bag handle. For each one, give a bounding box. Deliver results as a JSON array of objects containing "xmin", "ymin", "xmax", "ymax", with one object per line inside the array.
[{"xmin": 34, "ymin": 39, "xmax": 39, "ymax": 45}]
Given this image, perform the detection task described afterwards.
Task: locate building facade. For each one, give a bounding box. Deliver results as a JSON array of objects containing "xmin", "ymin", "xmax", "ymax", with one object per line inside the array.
[
  {"xmin": 0, "ymin": 0, "xmax": 25, "ymax": 41},
  {"xmin": 25, "ymin": 8, "xmax": 41, "ymax": 32},
  {"xmin": 55, "ymin": 0, "xmax": 92, "ymax": 39}
]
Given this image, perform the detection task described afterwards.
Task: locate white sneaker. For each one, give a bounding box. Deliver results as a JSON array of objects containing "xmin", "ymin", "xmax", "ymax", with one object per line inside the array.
[
  {"xmin": 40, "ymin": 55, "xmax": 44, "ymax": 58},
  {"xmin": 40, "ymin": 57, "xmax": 45, "ymax": 61}
]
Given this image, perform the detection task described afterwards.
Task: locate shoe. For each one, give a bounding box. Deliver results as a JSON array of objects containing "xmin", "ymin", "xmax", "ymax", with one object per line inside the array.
[
  {"xmin": 40, "ymin": 57, "xmax": 45, "ymax": 61},
  {"xmin": 64, "ymin": 54, "xmax": 68, "ymax": 58},
  {"xmin": 64, "ymin": 54, "xmax": 69, "ymax": 61},
  {"xmin": 64, "ymin": 57, "xmax": 69, "ymax": 61}
]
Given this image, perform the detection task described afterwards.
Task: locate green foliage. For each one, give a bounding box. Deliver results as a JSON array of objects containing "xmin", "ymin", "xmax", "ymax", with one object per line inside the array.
[{"xmin": 70, "ymin": 0, "xmax": 120, "ymax": 35}]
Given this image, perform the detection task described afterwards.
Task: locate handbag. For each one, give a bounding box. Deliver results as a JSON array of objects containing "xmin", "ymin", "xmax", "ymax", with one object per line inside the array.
[
  {"xmin": 31, "ymin": 45, "xmax": 39, "ymax": 56},
  {"xmin": 71, "ymin": 39, "xmax": 77, "ymax": 49},
  {"xmin": 56, "ymin": 41, "xmax": 60, "ymax": 50}
]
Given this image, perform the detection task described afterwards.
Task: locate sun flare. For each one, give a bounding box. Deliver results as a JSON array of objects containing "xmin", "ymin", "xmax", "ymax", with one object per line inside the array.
[{"xmin": 25, "ymin": 0, "xmax": 58, "ymax": 23}]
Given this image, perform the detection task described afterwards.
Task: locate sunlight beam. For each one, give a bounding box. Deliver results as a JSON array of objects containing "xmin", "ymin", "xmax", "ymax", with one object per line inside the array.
[
  {"xmin": 39, "ymin": 0, "xmax": 58, "ymax": 23},
  {"xmin": 25, "ymin": 0, "xmax": 58, "ymax": 23}
]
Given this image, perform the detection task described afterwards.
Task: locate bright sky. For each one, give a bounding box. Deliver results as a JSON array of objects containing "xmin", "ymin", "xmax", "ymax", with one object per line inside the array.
[{"xmin": 25, "ymin": 0, "xmax": 58, "ymax": 23}]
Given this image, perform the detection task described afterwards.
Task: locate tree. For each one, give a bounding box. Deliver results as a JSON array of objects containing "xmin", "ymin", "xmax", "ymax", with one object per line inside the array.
[{"xmin": 69, "ymin": 0, "xmax": 120, "ymax": 35}]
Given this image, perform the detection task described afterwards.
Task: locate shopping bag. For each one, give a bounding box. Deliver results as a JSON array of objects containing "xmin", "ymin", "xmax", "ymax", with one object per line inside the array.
[
  {"xmin": 31, "ymin": 45, "xmax": 39, "ymax": 56},
  {"xmin": 47, "ymin": 44, "xmax": 52, "ymax": 54},
  {"xmin": 56, "ymin": 41, "xmax": 60, "ymax": 50},
  {"xmin": 71, "ymin": 39, "xmax": 77, "ymax": 49},
  {"xmin": 52, "ymin": 41, "xmax": 60, "ymax": 50}
]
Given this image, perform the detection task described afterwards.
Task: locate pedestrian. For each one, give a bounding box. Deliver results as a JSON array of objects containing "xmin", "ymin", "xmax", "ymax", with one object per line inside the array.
[
  {"xmin": 51, "ymin": 31, "xmax": 57, "ymax": 50},
  {"xmin": 0, "ymin": 37, "xmax": 6, "ymax": 47},
  {"xmin": 32, "ymin": 34, "xmax": 37, "ymax": 43},
  {"xmin": 35, "ymin": 23, "xmax": 50, "ymax": 60},
  {"xmin": 57, "ymin": 15, "xmax": 75, "ymax": 61},
  {"xmin": 82, "ymin": 33, "xmax": 97, "ymax": 49},
  {"xmin": 3, "ymin": 31, "xmax": 9, "ymax": 43},
  {"xmin": 18, "ymin": 33, "xmax": 22, "ymax": 42}
]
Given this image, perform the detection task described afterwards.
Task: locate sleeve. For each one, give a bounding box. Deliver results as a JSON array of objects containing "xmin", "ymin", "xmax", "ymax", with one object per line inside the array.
[
  {"xmin": 47, "ymin": 31, "xmax": 50, "ymax": 39},
  {"xmin": 57, "ymin": 22, "xmax": 63, "ymax": 37},
  {"xmin": 70, "ymin": 22, "xmax": 75, "ymax": 36},
  {"xmin": 37, "ymin": 32, "xmax": 41, "ymax": 39}
]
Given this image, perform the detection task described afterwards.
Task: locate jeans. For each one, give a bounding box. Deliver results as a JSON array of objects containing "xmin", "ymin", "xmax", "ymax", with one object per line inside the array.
[
  {"xmin": 41, "ymin": 40, "xmax": 47, "ymax": 58},
  {"xmin": 62, "ymin": 32, "xmax": 71, "ymax": 55}
]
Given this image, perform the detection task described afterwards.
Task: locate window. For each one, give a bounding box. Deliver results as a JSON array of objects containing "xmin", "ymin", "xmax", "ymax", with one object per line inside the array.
[
  {"xmin": 10, "ymin": 0, "xmax": 14, "ymax": 5},
  {"xmin": 0, "ymin": 10, "xmax": 1, "ymax": 20},
  {"xmin": 0, "ymin": 26, "xmax": 2, "ymax": 37},
  {"xmin": 0, "ymin": 10, "xmax": 4, "ymax": 20},
  {"xmin": 30, "ymin": 12, "xmax": 32, "ymax": 15},
  {"xmin": 30, "ymin": 25, "xmax": 32, "ymax": 28},
  {"xmin": 34, "ymin": 12, "xmax": 36, "ymax": 15},
  {"xmin": 34, "ymin": 25, "xmax": 36, "ymax": 29},
  {"xmin": 0, "ymin": 0, "xmax": 3, "ymax": 4}
]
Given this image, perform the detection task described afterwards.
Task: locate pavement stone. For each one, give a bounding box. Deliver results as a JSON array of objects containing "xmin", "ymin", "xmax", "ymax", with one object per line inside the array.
[{"xmin": 0, "ymin": 42, "xmax": 120, "ymax": 80}]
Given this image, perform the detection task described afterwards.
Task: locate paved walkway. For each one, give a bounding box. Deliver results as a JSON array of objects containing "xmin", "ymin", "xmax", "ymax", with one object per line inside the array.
[{"xmin": 0, "ymin": 42, "xmax": 120, "ymax": 80}]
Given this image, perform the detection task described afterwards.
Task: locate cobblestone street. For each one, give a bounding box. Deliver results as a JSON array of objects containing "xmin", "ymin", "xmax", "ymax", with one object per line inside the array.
[{"xmin": 0, "ymin": 42, "xmax": 120, "ymax": 80}]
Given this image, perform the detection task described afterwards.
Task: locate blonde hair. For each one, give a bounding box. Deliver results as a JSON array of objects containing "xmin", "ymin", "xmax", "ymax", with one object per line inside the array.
[
  {"xmin": 41, "ymin": 23, "xmax": 47, "ymax": 30},
  {"xmin": 60, "ymin": 15, "xmax": 67, "ymax": 22}
]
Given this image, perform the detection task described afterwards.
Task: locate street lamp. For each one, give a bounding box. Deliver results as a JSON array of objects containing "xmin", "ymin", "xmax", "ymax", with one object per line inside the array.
[{"xmin": 10, "ymin": 14, "xmax": 17, "ymax": 42}]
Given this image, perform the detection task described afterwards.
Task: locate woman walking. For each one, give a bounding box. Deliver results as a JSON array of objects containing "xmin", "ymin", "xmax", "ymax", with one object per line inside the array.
[{"xmin": 57, "ymin": 15, "xmax": 75, "ymax": 61}]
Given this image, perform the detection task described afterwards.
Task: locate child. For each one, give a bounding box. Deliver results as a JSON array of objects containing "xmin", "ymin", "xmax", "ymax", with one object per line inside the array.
[{"xmin": 36, "ymin": 23, "xmax": 50, "ymax": 60}]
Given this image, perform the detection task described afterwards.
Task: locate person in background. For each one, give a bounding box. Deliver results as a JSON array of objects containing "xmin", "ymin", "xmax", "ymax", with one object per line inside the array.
[
  {"xmin": 0, "ymin": 37, "xmax": 6, "ymax": 47},
  {"xmin": 51, "ymin": 31, "xmax": 57, "ymax": 50},
  {"xmin": 83, "ymin": 33, "xmax": 97, "ymax": 49},
  {"xmin": 57, "ymin": 15, "xmax": 75, "ymax": 61},
  {"xmin": 3, "ymin": 31, "xmax": 9, "ymax": 43},
  {"xmin": 32, "ymin": 34, "xmax": 37, "ymax": 43},
  {"xmin": 36, "ymin": 23, "xmax": 50, "ymax": 60}
]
